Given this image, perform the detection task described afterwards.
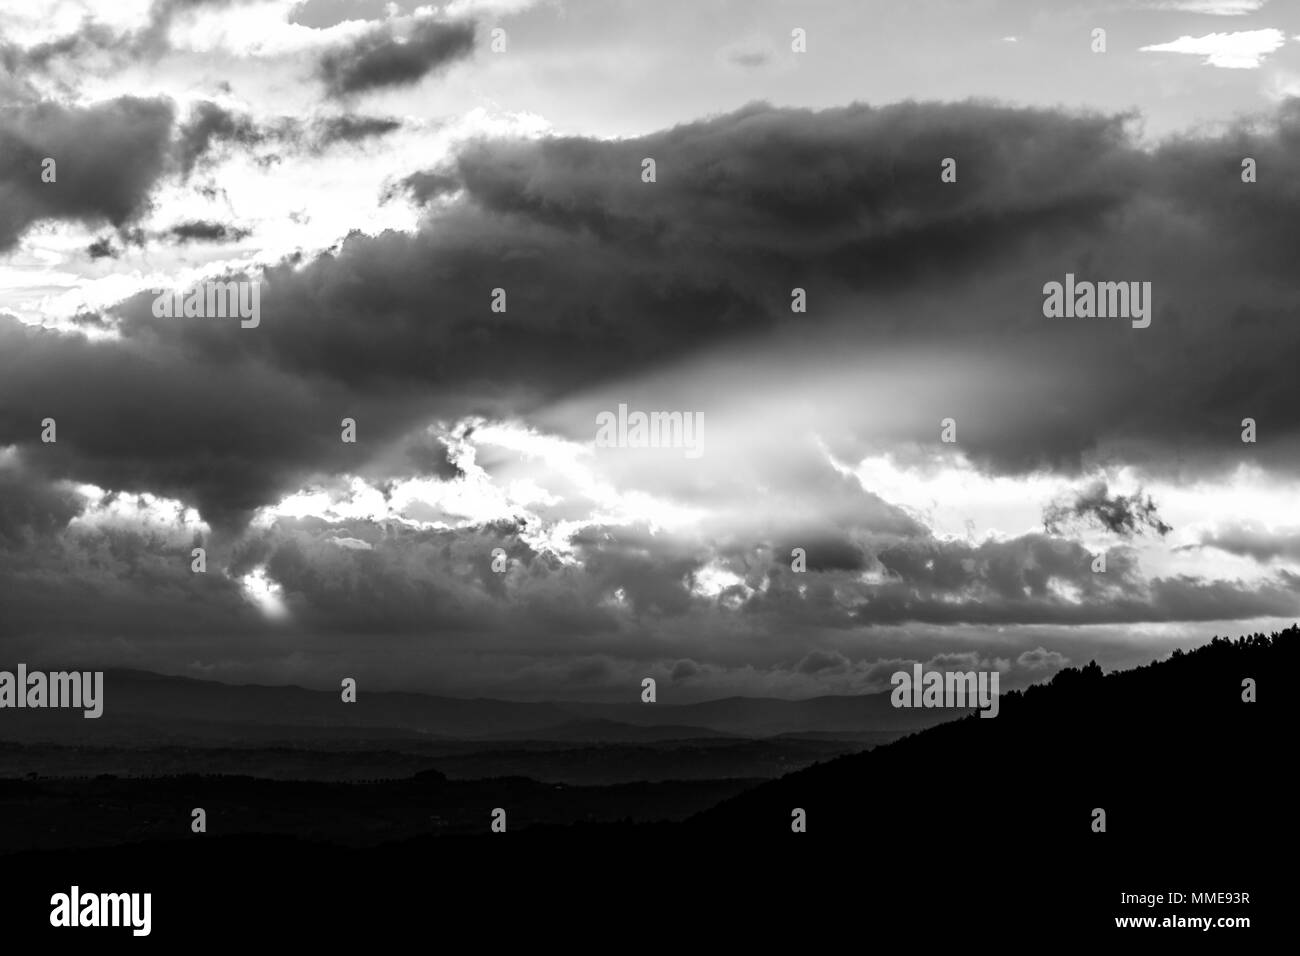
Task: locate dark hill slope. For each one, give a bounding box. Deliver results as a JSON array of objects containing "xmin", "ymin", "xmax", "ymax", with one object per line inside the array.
[{"xmin": 692, "ymin": 626, "xmax": 1294, "ymax": 852}]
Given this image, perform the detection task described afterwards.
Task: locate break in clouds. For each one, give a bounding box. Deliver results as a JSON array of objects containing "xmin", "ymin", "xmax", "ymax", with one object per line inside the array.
[{"xmin": 1, "ymin": 0, "xmax": 1298, "ymax": 700}]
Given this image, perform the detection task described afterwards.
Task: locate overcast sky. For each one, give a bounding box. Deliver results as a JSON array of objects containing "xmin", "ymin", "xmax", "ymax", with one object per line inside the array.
[{"xmin": 1, "ymin": 0, "xmax": 1298, "ymax": 701}]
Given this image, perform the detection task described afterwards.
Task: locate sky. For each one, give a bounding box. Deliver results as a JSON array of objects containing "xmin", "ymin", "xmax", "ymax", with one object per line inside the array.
[{"xmin": 1, "ymin": 0, "xmax": 1298, "ymax": 701}]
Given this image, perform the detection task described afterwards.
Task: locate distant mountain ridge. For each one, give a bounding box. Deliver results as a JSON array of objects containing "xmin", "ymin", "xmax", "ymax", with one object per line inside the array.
[{"xmin": 0, "ymin": 667, "xmax": 957, "ymax": 743}]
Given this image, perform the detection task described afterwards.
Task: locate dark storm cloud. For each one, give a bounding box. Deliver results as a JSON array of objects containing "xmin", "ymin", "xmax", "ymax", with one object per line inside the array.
[
  {"xmin": 177, "ymin": 102, "xmax": 405, "ymax": 174},
  {"xmin": 314, "ymin": 114, "xmax": 403, "ymax": 146},
  {"xmin": 425, "ymin": 99, "xmax": 1143, "ymax": 287},
  {"xmin": 168, "ymin": 220, "xmax": 252, "ymax": 243},
  {"xmin": 401, "ymin": 434, "xmax": 463, "ymax": 481},
  {"xmin": 796, "ymin": 649, "xmax": 850, "ymax": 674},
  {"xmin": 715, "ymin": 529, "xmax": 1299, "ymax": 630},
  {"xmin": 0, "ymin": 310, "xmax": 436, "ymax": 530},
  {"xmin": 0, "ymin": 97, "xmax": 175, "ymax": 251},
  {"xmin": 0, "ymin": 98, "xmax": 1286, "ymax": 541},
  {"xmin": 846, "ymin": 534, "xmax": 1299, "ymax": 626},
  {"xmin": 572, "ymin": 525, "xmax": 700, "ymax": 618},
  {"xmin": 242, "ymin": 519, "xmax": 554, "ymax": 633},
  {"xmin": 176, "ymin": 101, "xmax": 268, "ymax": 177},
  {"xmin": 106, "ymin": 208, "xmax": 777, "ymax": 406},
  {"xmin": 318, "ymin": 18, "xmax": 476, "ymax": 98},
  {"xmin": 78, "ymin": 97, "xmax": 1300, "ymax": 466},
  {"xmin": 4, "ymin": 96, "xmax": 1300, "ymax": 648},
  {"xmin": 0, "ymin": 466, "xmax": 82, "ymax": 545},
  {"xmin": 404, "ymin": 98, "xmax": 1300, "ymax": 479},
  {"xmin": 0, "ymin": 468, "xmax": 283, "ymax": 669},
  {"xmin": 1042, "ymin": 480, "xmax": 1172, "ymax": 538},
  {"xmin": 0, "ymin": 466, "xmax": 629, "ymax": 680},
  {"xmin": 671, "ymin": 659, "xmax": 699, "ymax": 681},
  {"xmin": 86, "ymin": 237, "xmax": 117, "ymax": 260},
  {"xmin": 1151, "ymin": 98, "xmax": 1300, "ymax": 276},
  {"xmin": 873, "ymin": 533, "xmax": 1131, "ymax": 605},
  {"xmin": 1196, "ymin": 524, "xmax": 1300, "ymax": 563},
  {"xmin": 391, "ymin": 168, "xmax": 460, "ymax": 203}
]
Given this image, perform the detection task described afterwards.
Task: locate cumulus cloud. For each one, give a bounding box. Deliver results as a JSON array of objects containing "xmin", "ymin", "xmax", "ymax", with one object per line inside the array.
[
  {"xmin": 671, "ymin": 659, "xmax": 699, "ymax": 681},
  {"xmin": 318, "ymin": 17, "xmax": 476, "ymax": 97},
  {"xmin": 1042, "ymin": 481, "xmax": 1172, "ymax": 538},
  {"xmin": 1196, "ymin": 524, "xmax": 1300, "ymax": 562},
  {"xmin": 0, "ymin": 97, "xmax": 175, "ymax": 251},
  {"xmin": 1017, "ymin": 647, "xmax": 1070, "ymax": 670},
  {"xmin": 1139, "ymin": 29, "xmax": 1285, "ymax": 69},
  {"xmin": 176, "ymin": 101, "xmax": 267, "ymax": 176},
  {"xmin": 797, "ymin": 649, "xmax": 851, "ymax": 674}
]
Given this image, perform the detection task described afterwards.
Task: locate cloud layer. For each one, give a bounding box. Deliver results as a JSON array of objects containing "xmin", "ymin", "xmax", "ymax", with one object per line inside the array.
[{"xmin": 2, "ymin": 2, "xmax": 1298, "ymax": 697}]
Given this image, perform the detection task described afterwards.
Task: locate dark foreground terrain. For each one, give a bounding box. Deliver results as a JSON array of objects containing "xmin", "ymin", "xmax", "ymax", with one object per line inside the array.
[{"xmin": 2, "ymin": 626, "xmax": 1292, "ymax": 943}]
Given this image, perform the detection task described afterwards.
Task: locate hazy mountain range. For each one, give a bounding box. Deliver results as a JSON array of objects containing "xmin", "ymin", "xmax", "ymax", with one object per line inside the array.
[{"xmin": 0, "ymin": 668, "xmax": 958, "ymax": 745}]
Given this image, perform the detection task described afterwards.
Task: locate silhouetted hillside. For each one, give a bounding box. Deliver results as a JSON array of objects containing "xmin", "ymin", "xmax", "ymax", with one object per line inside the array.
[{"xmin": 690, "ymin": 625, "xmax": 1294, "ymax": 848}]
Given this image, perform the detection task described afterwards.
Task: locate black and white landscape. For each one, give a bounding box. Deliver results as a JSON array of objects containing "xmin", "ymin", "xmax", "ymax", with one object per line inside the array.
[{"xmin": 1, "ymin": 0, "xmax": 1297, "ymax": 943}]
